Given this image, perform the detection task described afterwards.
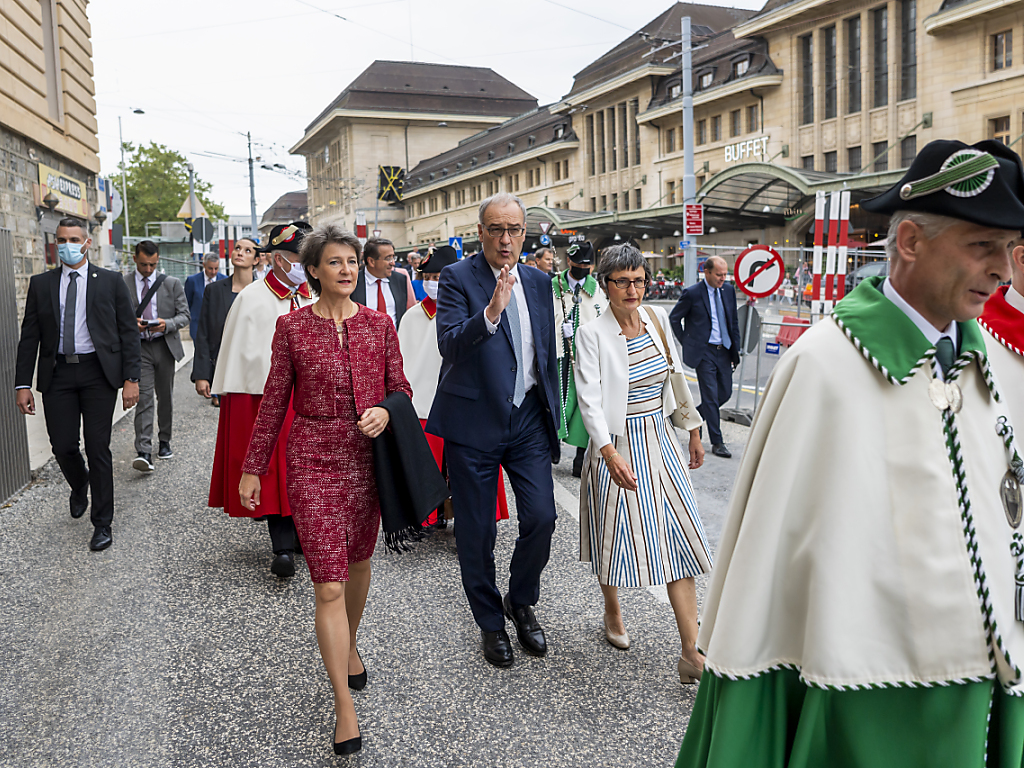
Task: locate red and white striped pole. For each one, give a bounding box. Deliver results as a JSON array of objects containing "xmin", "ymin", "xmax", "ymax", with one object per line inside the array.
[
  {"xmin": 836, "ymin": 189, "xmax": 851, "ymax": 301},
  {"xmin": 812, "ymin": 191, "xmax": 825, "ymax": 315},
  {"xmin": 824, "ymin": 190, "xmax": 841, "ymax": 311}
]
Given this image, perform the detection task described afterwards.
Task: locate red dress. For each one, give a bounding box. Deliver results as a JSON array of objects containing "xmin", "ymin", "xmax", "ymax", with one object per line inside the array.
[{"xmin": 242, "ymin": 305, "xmax": 412, "ymax": 582}]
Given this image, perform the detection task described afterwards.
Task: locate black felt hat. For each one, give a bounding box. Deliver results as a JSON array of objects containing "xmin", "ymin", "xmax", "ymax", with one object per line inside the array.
[
  {"xmin": 566, "ymin": 241, "xmax": 595, "ymax": 265},
  {"xmin": 419, "ymin": 245, "xmax": 458, "ymax": 274},
  {"xmin": 258, "ymin": 221, "xmax": 312, "ymax": 255},
  {"xmin": 862, "ymin": 140, "xmax": 1024, "ymax": 230}
]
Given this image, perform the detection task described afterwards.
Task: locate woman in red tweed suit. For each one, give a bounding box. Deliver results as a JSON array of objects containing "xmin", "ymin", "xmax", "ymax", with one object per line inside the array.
[{"xmin": 240, "ymin": 224, "xmax": 411, "ymax": 756}]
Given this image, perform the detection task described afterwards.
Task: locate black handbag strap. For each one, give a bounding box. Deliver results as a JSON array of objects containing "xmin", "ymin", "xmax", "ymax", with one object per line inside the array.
[{"xmin": 135, "ymin": 273, "xmax": 167, "ymax": 318}]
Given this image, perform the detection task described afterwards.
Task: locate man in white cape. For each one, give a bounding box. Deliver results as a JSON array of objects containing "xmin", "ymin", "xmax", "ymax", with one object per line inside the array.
[
  {"xmin": 677, "ymin": 140, "xmax": 1024, "ymax": 767},
  {"xmin": 209, "ymin": 222, "xmax": 313, "ymax": 578}
]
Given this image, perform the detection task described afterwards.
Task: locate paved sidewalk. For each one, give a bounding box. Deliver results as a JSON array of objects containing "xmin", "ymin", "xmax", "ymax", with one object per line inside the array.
[{"xmin": 1, "ymin": 364, "xmax": 746, "ymax": 768}]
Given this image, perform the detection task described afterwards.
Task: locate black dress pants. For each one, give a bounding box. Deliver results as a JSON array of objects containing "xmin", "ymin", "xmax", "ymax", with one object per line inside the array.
[
  {"xmin": 266, "ymin": 514, "xmax": 297, "ymax": 555},
  {"xmin": 695, "ymin": 345, "xmax": 734, "ymax": 446},
  {"xmin": 42, "ymin": 356, "xmax": 117, "ymax": 528}
]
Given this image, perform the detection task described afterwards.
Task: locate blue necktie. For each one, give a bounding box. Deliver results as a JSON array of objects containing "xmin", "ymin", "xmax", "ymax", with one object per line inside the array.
[
  {"xmin": 716, "ymin": 288, "xmax": 732, "ymax": 350},
  {"xmin": 506, "ymin": 290, "xmax": 526, "ymax": 407}
]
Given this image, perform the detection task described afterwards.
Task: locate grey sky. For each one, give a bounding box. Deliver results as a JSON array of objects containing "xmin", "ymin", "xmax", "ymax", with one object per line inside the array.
[{"xmin": 91, "ymin": 0, "xmax": 761, "ymax": 219}]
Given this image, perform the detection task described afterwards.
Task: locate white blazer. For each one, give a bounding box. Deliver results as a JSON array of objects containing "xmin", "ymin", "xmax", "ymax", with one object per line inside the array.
[{"xmin": 574, "ymin": 303, "xmax": 702, "ymax": 448}]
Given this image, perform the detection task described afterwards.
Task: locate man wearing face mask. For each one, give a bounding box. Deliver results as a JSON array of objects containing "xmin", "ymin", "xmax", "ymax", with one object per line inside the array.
[
  {"xmin": 552, "ymin": 242, "xmax": 606, "ymax": 477},
  {"xmin": 15, "ymin": 218, "xmax": 141, "ymax": 551},
  {"xmin": 207, "ymin": 222, "xmax": 313, "ymax": 578}
]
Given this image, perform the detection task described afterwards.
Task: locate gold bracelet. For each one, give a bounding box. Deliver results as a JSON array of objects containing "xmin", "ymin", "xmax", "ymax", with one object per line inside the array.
[{"xmin": 603, "ymin": 452, "xmax": 620, "ymax": 463}]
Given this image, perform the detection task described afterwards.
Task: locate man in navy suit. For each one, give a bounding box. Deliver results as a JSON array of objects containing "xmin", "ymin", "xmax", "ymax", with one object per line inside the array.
[
  {"xmin": 184, "ymin": 253, "xmax": 226, "ymax": 341},
  {"xmin": 669, "ymin": 256, "xmax": 741, "ymax": 458},
  {"xmin": 427, "ymin": 192, "xmax": 560, "ymax": 668}
]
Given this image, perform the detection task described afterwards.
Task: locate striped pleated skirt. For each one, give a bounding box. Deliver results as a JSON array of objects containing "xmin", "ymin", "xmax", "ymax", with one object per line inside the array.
[{"xmin": 580, "ymin": 332, "xmax": 713, "ymax": 586}]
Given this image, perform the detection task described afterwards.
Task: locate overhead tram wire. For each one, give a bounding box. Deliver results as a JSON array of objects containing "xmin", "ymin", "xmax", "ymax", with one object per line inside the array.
[{"xmin": 540, "ymin": 0, "xmax": 634, "ymax": 31}]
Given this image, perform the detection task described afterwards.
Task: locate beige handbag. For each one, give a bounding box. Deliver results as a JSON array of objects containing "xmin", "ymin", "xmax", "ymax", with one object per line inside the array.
[{"xmin": 643, "ymin": 306, "xmax": 702, "ymax": 432}]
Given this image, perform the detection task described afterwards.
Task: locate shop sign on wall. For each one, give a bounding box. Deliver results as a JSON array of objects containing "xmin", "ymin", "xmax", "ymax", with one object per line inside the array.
[
  {"xmin": 724, "ymin": 136, "xmax": 769, "ymax": 164},
  {"xmin": 38, "ymin": 164, "xmax": 88, "ymax": 217}
]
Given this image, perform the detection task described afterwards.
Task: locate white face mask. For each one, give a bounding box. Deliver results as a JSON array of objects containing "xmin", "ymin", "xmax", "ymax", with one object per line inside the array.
[
  {"xmin": 281, "ymin": 255, "xmax": 307, "ymax": 286},
  {"xmin": 423, "ymin": 281, "xmax": 439, "ymax": 301}
]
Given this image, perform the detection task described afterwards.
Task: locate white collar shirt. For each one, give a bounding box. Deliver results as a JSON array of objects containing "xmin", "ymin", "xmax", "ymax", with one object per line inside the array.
[
  {"xmin": 135, "ymin": 269, "xmax": 164, "ymax": 339},
  {"xmin": 59, "ymin": 261, "xmax": 94, "ymax": 355},
  {"xmin": 705, "ymin": 280, "xmax": 725, "ymax": 345},
  {"xmin": 882, "ymin": 277, "xmax": 958, "ymax": 381},
  {"xmin": 365, "ymin": 270, "xmax": 396, "ymax": 324},
  {"xmin": 484, "ymin": 262, "xmax": 537, "ymax": 393},
  {"xmin": 205, "ymin": 272, "xmax": 218, "ymax": 287}
]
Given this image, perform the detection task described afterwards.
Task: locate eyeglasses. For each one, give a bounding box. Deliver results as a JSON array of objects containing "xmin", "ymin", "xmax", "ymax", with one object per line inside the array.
[
  {"xmin": 370, "ymin": 255, "xmax": 397, "ymax": 263},
  {"xmin": 608, "ymin": 278, "xmax": 650, "ymax": 290},
  {"xmin": 484, "ymin": 226, "xmax": 525, "ymax": 238}
]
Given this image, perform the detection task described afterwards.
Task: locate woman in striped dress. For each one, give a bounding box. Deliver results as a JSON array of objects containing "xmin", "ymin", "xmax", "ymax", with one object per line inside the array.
[{"xmin": 574, "ymin": 244, "xmax": 712, "ymax": 685}]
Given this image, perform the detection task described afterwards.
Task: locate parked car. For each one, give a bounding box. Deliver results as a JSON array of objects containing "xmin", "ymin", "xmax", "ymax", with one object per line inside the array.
[{"xmin": 845, "ymin": 259, "xmax": 889, "ymax": 293}]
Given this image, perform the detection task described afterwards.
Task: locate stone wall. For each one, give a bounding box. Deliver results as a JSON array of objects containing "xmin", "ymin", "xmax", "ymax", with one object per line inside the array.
[{"xmin": 1, "ymin": 125, "xmax": 97, "ymax": 315}]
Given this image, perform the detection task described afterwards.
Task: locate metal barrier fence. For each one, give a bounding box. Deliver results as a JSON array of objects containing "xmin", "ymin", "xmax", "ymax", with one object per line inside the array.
[{"xmin": 0, "ymin": 228, "xmax": 32, "ymax": 503}]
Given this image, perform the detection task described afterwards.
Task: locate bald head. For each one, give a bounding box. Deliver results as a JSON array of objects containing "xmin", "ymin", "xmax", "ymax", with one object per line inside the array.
[{"xmin": 704, "ymin": 256, "xmax": 729, "ymax": 288}]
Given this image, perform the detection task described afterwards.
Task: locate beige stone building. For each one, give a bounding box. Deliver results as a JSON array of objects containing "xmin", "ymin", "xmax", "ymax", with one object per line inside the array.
[
  {"xmin": 1, "ymin": 0, "xmax": 100, "ymax": 305},
  {"xmin": 289, "ymin": 61, "xmax": 537, "ymax": 246},
  {"xmin": 399, "ymin": 0, "xmax": 1024, "ymax": 271}
]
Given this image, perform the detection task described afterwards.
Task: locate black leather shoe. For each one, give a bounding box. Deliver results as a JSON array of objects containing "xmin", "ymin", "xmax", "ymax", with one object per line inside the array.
[
  {"xmin": 348, "ymin": 650, "xmax": 367, "ymax": 691},
  {"xmin": 89, "ymin": 526, "xmax": 112, "ymax": 551},
  {"xmin": 503, "ymin": 594, "xmax": 547, "ymax": 657},
  {"xmin": 481, "ymin": 629, "xmax": 514, "ymax": 667},
  {"xmin": 157, "ymin": 441, "xmax": 173, "ymax": 460},
  {"xmin": 334, "ymin": 735, "xmax": 362, "ymax": 755},
  {"xmin": 70, "ymin": 487, "xmax": 88, "ymax": 519},
  {"xmin": 270, "ymin": 551, "xmax": 295, "ymax": 578},
  {"xmin": 132, "ymin": 453, "xmax": 154, "ymax": 472},
  {"xmin": 711, "ymin": 443, "xmax": 732, "ymax": 459}
]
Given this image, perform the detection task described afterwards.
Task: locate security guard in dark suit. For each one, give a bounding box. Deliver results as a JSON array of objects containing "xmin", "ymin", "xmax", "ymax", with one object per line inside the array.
[
  {"xmin": 669, "ymin": 256, "xmax": 742, "ymax": 458},
  {"xmin": 15, "ymin": 218, "xmax": 142, "ymax": 551}
]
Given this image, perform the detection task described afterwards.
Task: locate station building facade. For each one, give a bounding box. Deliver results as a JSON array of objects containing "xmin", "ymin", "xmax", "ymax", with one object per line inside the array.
[
  {"xmin": 1, "ymin": 0, "xmax": 101, "ymax": 308},
  {"xmin": 290, "ymin": 61, "xmax": 538, "ymax": 246},
  {"xmin": 399, "ymin": 0, "xmax": 1024, "ymax": 271}
]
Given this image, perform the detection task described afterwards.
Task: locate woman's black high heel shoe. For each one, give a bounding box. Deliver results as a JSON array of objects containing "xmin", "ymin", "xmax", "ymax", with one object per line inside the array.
[
  {"xmin": 334, "ymin": 736, "xmax": 362, "ymax": 755},
  {"xmin": 348, "ymin": 651, "xmax": 367, "ymax": 691}
]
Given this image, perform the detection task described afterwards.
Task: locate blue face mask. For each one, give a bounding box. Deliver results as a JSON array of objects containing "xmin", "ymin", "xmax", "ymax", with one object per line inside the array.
[{"xmin": 57, "ymin": 242, "xmax": 86, "ymax": 266}]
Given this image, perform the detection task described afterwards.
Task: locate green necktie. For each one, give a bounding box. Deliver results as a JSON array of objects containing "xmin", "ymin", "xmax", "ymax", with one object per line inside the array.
[{"xmin": 935, "ymin": 336, "xmax": 955, "ymax": 377}]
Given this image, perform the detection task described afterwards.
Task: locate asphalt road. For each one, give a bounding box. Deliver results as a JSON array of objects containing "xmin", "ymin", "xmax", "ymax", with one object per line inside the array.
[{"xmin": 1, "ymin": 365, "xmax": 749, "ymax": 768}]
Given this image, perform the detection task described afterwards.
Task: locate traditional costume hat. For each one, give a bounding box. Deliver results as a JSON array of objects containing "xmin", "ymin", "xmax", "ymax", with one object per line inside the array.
[
  {"xmin": 258, "ymin": 221, "xmax": 312, "ymax": 255},
  {"xmin": 418, "ymin": 244, "xmax": 458, "ymax": 274},
  {"xmin": 566, "ymin": 241, "xmax": 596, "ymax": 265},
  {"xmin": 862, "ymin": 139, "xmax": 1024, "ymax": 230}
]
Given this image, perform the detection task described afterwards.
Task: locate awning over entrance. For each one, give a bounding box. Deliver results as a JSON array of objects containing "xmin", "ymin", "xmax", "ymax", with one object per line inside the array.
[{"xmin": 526, "ymin": 163, "xmax": 906, "ymax": 243}]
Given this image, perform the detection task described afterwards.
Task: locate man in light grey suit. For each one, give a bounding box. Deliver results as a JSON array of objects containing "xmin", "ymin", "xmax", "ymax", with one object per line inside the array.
[{"xmin": 125, "ymin": 240, "xmax": 189, "ymax": 471}]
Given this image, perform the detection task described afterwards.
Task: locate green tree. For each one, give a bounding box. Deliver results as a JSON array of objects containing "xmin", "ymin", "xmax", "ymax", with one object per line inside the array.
[{"xmin": 109, "ymin": 142, "xmax": 225, "ymax": 233}]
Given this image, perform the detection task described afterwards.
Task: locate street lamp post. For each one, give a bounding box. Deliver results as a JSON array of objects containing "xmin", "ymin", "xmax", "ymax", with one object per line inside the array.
[{"xmin": 118, "ymin": 109, "xmax": 144, "ymax": 250}]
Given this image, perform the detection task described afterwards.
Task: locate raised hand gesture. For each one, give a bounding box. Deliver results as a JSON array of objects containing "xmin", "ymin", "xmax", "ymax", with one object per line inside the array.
[{"xmin": 485, "ymin": 265, "xmax": 516, "ymax": 325}]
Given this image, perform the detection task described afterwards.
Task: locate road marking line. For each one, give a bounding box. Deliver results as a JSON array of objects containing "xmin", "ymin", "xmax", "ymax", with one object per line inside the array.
[{"xmin": 552, "ymin": 474, "xmax": 670, "ymax": 605}]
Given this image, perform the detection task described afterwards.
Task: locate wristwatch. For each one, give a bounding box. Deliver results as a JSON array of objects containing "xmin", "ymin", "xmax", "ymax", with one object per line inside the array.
[{"xmin": 127, "ymin": 378, "xmax": 140, "ymax": 383}]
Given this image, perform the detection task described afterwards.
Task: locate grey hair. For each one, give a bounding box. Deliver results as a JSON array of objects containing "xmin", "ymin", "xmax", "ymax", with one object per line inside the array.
[
  {"xmin": 885, "ymin": 211, "xmax": 962, "ymax": 260},
  {"xmin": 202, "ymin": 253, "xmax": 220, "ymax": 265},
  {"xmin": 299, "ymin": 221, "xmax": 362, "ymax": 295},
  {"xmin": 594, "ymin": 243, "xmax": 652, "ymax": 291},
  {"xmin": 478, "ymin": 192, "xmax": 526, "ymax": 225}
]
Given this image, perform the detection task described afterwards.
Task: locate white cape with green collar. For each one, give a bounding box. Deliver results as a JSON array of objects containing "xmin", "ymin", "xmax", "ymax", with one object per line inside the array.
[{"xmin": 698, "ymin": 276, "xmax": 1024, "ymax": 694}]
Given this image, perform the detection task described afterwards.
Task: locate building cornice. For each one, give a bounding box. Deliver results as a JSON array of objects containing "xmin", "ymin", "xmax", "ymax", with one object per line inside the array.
[
  {"xmin": 732, "ymin": 0, "xmax": 832, "ymax": 38},
  {"xmin": 403, "ymin": 140, "xmax": 580, "ymax": 199},
  {"xmin": 550, "ymin": 64, "xmax": 676, "ymax": 114},
  {"xmin": 924, "ymin": 0, "xmax": 1023, "ymax": 34},
  {"xmin": 290, "ymin": 109, "xmax": 510, "ymax": 154},
  {"xmin": 637, "ymin": 74, "xmax": 785, "ymax": 124}
]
